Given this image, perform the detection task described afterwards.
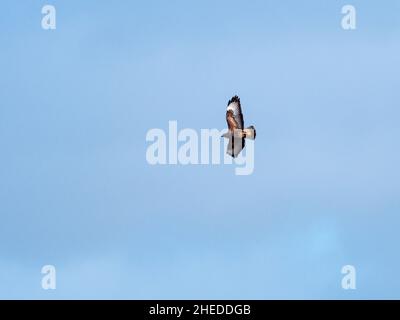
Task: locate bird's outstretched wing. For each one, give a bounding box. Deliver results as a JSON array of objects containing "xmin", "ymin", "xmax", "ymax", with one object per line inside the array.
[
  {"xmin": 226, "ymin": 95, "xmax": 244, "ymax": 130},
  {"xmin": 226, "ymin": 134, "xmax": 245, "ymax": 158}
]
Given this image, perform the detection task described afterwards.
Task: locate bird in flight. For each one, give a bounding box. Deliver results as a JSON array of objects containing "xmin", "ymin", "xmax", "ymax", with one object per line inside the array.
[{"xmin": 221, "ymin": 95, "xmax": 256, "ymax": 158}]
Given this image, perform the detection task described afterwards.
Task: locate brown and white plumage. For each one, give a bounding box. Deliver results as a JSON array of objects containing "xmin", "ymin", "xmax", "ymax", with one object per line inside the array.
[
  {"xmin": 222, "ymin": 95, "xmax": 256, "ymax": 158},
  {"xmin": 226, "ymin": 96, "xmax": 244, "ymax": 130}
]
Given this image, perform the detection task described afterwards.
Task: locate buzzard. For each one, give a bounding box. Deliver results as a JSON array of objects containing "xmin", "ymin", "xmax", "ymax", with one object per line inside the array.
[{"xmin": 222, "ymin": 95, "xmax": 256, "ymax": 158}]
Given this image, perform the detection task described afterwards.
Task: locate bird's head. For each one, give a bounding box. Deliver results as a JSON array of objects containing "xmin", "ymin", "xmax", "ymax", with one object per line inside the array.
[
  {"xmin": 221, "ymin": 132, "xmax": 230, "ymax": 139},
  {"xmin": 226, "ymin": 109, "xmax": 234, "ymax": 116}
]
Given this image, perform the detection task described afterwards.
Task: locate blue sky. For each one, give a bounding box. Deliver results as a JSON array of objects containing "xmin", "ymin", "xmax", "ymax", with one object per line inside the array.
[{"xmin": 0, "ymin": 0, "xmax": 400, "ymax": 299}]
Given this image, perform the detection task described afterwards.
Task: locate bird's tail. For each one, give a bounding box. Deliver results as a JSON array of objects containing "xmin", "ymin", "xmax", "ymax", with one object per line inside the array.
[{"xmin": 243, "ymin": 126, "xmax": 256, "ymax": 140}]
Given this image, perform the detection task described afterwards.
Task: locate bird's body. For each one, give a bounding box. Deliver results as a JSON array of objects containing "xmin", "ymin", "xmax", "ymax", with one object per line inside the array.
[{"xmin": 222, "ymin": 95, "xmax": 256, "ymax": 157}]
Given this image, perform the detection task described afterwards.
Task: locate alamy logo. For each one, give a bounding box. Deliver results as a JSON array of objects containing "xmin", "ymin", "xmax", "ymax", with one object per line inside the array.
[
  {"xmin": 341, "ymin": 265, "xmax": 356, "ymax": 290},
  {"xmin": 145, "ymin": 121, "xmax": 255, "ymax": 175},
  {"xmin": 41, "ymin": 5, "xmax": 56, "ymax": 30},
  {"xmin": 41, "ymin": 265, "xmax": 56, "ymax": 290},
  {"xmin": 341, "ymin": 5, "xmax": 356, "ymax": 30}
]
